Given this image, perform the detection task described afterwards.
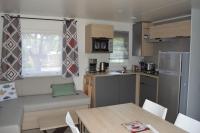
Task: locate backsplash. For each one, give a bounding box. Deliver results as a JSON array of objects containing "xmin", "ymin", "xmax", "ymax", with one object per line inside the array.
[
  {"xmin": 144, "ymin": 37, "xmax": 190, "ymax": 66},
  {"xmin": 87, "ymin": 53, "xmax": 142, "ymax": 71}
]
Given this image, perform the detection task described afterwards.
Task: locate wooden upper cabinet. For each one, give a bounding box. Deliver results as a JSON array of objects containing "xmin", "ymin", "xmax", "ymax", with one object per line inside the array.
[
  {"xmin": 86, "ymin": 24, "xmax": 114, "ymax": 38},
  {"xmin": 149, "ymin": 20, "xmax": 191, "ymax": 39},
  {"xmin": 132, "ymin": 22, "xmax": 154, "ymax": 57},
  {"xmin": 85, "ymin": 24, "xmax": 113, "ymax": 53}
]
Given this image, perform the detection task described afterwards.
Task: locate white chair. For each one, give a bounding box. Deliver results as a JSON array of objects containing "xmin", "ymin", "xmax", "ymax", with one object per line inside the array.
[
  {"xmin": 142, "ymin": 99, "xmax": 168, "ymax": 120},
  {"xmin": 70, "ymin": 126, "xmax": 80, "ymax": 133},
  {"xmin": 174, "ymin": 113, "xmax": 200, "ymax": 133},
  {"xmin": 65, "ymin": 112, "xmax": 80, "ymax": 133}
]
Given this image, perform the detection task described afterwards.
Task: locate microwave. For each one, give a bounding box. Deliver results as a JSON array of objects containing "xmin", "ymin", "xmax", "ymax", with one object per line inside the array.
[{"xmin": 92, "ymin": 38, "xmax": 113, "ymax": 53}]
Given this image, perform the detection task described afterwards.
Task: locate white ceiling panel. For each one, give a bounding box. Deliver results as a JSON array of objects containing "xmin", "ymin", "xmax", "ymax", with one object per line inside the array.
[{"xmin": 0, "ymin": 0, "xmax": 191, "ymax": 22}]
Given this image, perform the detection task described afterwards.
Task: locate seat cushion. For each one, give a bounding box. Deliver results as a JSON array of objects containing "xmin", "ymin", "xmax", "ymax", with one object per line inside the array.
[
  {"xmin": 22, "ymin": 90, "xmax": 90, "ymax": 112},
  {"xmin": 0, "ymin": 98, "xmax": 24, "ymax": 133}
]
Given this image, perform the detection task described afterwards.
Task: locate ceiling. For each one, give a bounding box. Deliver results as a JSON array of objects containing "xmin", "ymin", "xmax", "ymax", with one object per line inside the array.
[{"xmin": 0, "ymin": 0, "xmax": 191, "ymax": 22}]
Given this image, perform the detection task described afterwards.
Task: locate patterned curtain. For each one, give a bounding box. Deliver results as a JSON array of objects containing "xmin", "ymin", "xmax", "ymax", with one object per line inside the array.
[
  {"xmin": 0, "ymin": 15, "xmax": 22, "ymax": 81},
  {"xmin": 62, "ymin": 19, "xmax": 79, "ymax": 77}
]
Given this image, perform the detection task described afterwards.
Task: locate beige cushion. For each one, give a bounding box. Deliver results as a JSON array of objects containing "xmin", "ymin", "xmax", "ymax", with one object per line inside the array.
[
  {"xmin": 22, "ymin": 90, "xmax": 90, "ymax": 112},
  {"xmin": 15, "ymin": 76, "xmax": 73, "ymax": 96}
]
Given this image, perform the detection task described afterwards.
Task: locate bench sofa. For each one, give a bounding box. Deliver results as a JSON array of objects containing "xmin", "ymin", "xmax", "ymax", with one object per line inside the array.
[{"xmin": 0, "ymin": 77, "xmax": 90, "ymax": 133}]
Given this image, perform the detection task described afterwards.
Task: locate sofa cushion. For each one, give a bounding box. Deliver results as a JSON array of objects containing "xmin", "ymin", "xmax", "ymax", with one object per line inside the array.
[
  {"xmin": 15, "ymin": 76, "xmax": 73, "ymax": 96},
  {"xmin": 51, "ymin": 83, "xmax": 76, "ymax": 97},
  {"xmin": 0, "ymin": 82, "xmax": 18, "ymax": 102},
  {"xmin": 0, "ymin": 98, "xmax": 24, "ymax": 133},
  {"xmin": 22, "ymin": 90, "xmax": 90, "ymax": 112}
]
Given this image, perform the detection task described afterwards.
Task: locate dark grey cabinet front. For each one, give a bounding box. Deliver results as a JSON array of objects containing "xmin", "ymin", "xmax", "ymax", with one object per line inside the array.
[
  {"xmin": 119, "ymin": 75, "xmax": 136, "ymax": 104},
  {"xmin": 95, "ymin": 76, "xmax": 119, "ymax": 107},
  {"xmin": 132, "ymin": 22, "xmax": 142, "ymax": 56},
  {"xmin": 95, "ymin": 75, "xmax": 136, "ymax": 107},
  {"xmin": 139, "ymin": 76, "xmax": 157, "ymax": 107}
]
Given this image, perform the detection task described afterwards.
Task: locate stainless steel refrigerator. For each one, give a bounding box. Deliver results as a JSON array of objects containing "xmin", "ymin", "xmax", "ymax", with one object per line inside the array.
[{"xmin": 158, "ymin": 52, "xmax": 190, "ymax": 123}]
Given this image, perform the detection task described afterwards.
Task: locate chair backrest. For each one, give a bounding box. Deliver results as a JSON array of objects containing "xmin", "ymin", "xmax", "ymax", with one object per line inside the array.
[
  {"xmin": 142, "ymin": 99, "xmax": 168, "ymax": 119},
  {"xmin": 174, "ymin": 113, "xmax": 200, "ymax": 133},
  {"xmin": 65, "ymin": 112, "xmax": 80, "ymax": 133},
  {"xmin": 66, "ymin": 112, "xmax": 76, "ymax": 127},
  {"xmin": 70, "ymin": 126, "xmax": 80, "ymax": 133}
]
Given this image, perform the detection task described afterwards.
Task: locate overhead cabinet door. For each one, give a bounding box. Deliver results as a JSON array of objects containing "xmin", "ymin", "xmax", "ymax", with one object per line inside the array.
[
  {"xmin": 149, "ymin": 20, "xmax": 191, "ymax": 39},
  {"xmin": 132, "ymin": 22, "xmax": 153, "ymax": 56}
]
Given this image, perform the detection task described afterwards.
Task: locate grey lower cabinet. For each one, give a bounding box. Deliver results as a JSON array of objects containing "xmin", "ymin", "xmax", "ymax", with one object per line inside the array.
[
  {"xmin": 95, "ymin": 75, "xmax": 136, "ymax": 107},
  {"xmin": 139, "ymin": 75, "xmax": 157, "ymax": 107},
  {"xmin": 119, "ymin": 75, "xmax": 136, "ymax": 104},
  {"xmin": 95, "ymin": 76, "xmax": 119, "ymax": 107}
]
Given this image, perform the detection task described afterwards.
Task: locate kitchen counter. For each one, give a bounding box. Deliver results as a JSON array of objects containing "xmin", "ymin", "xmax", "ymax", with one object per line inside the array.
[
  {"xmin": 84, "ymin": 71, "xmax": 159, "ymax": 107},
  {"xmin": 86, "ymin": 71, "xmax": 159, "ymax": 79}
]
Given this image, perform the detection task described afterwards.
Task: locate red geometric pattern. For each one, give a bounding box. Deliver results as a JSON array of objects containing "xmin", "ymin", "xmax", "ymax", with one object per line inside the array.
[
  {"xmin": 62, "ymin": 19, "xmax": 79, "ymax": 77},
  {"xmin": 69, "ymin": 38, "xmax": 77, "ymax": 48}
]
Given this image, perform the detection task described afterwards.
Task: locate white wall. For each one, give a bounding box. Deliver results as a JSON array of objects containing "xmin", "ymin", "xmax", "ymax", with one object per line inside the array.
[
  {"xmin": 187, "ymin": 0, "xmax": 200, "ymax": 121},
  {"xmin": 0, "ymin": 14, "xmax": 141, "ymax": 94},
  {"xmin": 74, "ymin": 18, "xmax": 141, "ymax": 91}
]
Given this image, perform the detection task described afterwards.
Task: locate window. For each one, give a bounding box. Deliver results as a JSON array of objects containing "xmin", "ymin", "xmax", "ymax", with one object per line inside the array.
[
  {"xmin": 22, "ymin": 33, "xmax": 62, "ymax": 77},
  {"xmin": 110, "ymin": 31, "xmax": 129, "ymax": 63}
]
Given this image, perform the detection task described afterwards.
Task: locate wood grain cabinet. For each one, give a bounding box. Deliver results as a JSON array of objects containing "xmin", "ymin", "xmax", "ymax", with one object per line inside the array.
[
  {"xmin": 85, "ymin": 24, "xmax": 113, "ymax": 53},
  {"xmin": 84, "ymin": 74, "xmax": 136, "ymax": 107},
  {"xmin": 132, "ymin": 22, "xmax": 154, "ymax": 56},
  {"xmin": 149, "ymin": 20, "xmax": 191, "ymax": 39},
  {"xmin": 139, "ymin": 75, "xmax": 158, "ymax": 107}
]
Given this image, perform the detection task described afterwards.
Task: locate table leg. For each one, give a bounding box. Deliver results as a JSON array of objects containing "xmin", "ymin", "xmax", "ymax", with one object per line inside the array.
[
  {"xmin": 78, "ymin": 118, "xmax": 87, "ymax": 133},
  {"xmin": 78, "ymin": 118, "xmax": 80, "ymax": 130},
  {"xmin": 81, "ymin": 121, "xmax": 83, "ymax": 133}
]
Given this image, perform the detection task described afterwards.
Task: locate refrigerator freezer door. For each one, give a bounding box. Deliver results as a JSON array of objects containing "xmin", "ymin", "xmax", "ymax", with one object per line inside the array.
[
  {"xmin": 159, "ymin": 52, "xmax": 181, "ymax": 75},
  {"xmin": 158, "ymin": 52, "xmax": 182, "ymax": 123},
  {"xmin": 158, "ymin": 73, "xmax": 181, "ymax": 123}
]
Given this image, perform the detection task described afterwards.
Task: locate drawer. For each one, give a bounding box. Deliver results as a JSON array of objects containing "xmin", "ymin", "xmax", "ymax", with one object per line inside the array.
[{"xmin": 140, "ymin": 75, "xmax": 157, "ymax": 86}]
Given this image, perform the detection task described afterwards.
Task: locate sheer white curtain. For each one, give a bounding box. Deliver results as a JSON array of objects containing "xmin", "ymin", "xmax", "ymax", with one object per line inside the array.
[
  {"xmin": 22, "ymin": 33, "xmax": 62, "ymax": 77},
  {"xmin": 20, "ymin": 19, "xmax": 63, "ymax": 77}
]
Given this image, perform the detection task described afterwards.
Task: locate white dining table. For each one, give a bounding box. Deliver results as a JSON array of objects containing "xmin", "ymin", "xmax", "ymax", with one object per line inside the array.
[{"xmin": 76, "ymin": 103, "xmax": 186, "ymax": 133}]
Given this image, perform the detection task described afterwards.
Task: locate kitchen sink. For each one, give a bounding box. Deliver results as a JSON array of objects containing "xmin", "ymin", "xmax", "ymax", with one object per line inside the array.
[{"xmin": 115, "ymin": 70, "xmax": 127, "ymax": 74}]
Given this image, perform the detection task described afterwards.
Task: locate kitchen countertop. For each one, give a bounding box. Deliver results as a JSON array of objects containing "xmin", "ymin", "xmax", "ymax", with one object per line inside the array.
[{"xmin": 86, "ymin": 71, "xmax": 159, "ymax": 79}]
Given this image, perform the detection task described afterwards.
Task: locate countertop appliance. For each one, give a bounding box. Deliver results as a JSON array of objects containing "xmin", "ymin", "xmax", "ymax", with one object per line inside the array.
[
  {"xmin": 92, "ymin": 38, "xmax": 113, "ymax": 53},
  {"xmin": 158, "ymin": 52, "xmax": 190, "ymax": 123},
  {"xmin": 99, "ymin": 62, "xmax": 109, "ymax": 72},
  {"xmin": 139, "ymin": 60, "xmax": 146, "ymax": 71},
  {"xmin": 145, "ymin": 62, "xmax": 155, "ymax": 72},
  {"xmin": 89, "ymin": 59, "xmax": 97, "ymax": 73},
  {"xmin": 139, "ymin": 60, "xmax": 157, "ymax": 75}
]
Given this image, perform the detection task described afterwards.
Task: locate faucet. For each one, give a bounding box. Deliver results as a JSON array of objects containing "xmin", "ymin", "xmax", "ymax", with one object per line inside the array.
[{"xmin": 122, "ymin": 66, "xmax": 127, "ymax": 73}]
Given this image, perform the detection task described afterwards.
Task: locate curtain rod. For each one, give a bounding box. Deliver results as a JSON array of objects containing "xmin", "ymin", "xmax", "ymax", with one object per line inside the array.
[{"xmin": 1, "ymin": 15, "xmax": 77, "ymax": 22}]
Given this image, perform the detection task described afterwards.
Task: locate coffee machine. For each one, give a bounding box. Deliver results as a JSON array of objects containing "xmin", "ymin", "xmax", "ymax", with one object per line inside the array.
[{"xmin": 89, "ymin": 59, "xmax": 97, "ymax": 73}]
